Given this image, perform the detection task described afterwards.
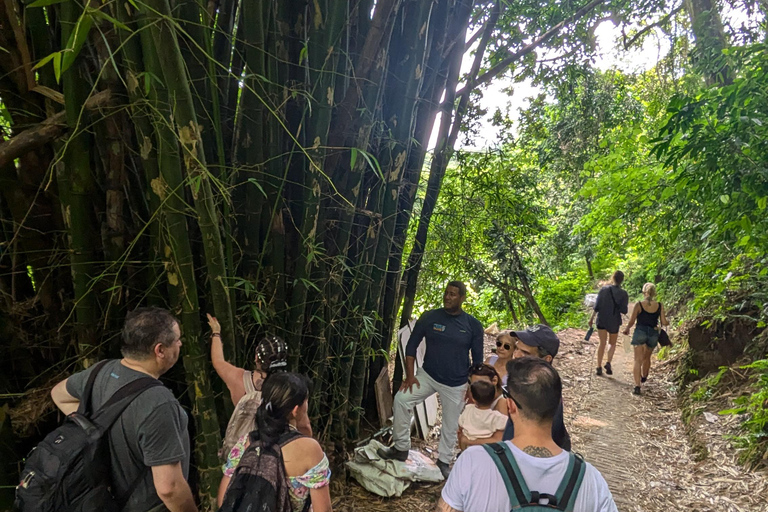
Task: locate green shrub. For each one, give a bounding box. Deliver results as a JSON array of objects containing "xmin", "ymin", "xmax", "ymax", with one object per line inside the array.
[{"xmin": 720, "ymin": 359, "xmax": 768, "ymax": 465}]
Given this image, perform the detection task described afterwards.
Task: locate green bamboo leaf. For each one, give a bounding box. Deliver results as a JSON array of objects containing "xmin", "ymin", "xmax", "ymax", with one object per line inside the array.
[
  {"xmin": 247, "ymin": 178, "xmax": 267, "ymax": 199},
  {"xmin": 28, "ymin": 0, "xmax": 69, "ymax": 7},
  {"xmin": 88, "ymin": 8, "xmax": 131, "ymax": 31},
  {"xmin": 61, "ymin": 13, "xmax": 93, "ymax": 75},
  {"xmin": 32, "ymin": 51, "xmax": 57, "ymax": 70},
  {"xmin": 350, "ymin": 148, "xmax": 358, "ymax": 170},
  {"xmin": 53, "ymin": 52, "xmax": 62, "ymax": 83}
]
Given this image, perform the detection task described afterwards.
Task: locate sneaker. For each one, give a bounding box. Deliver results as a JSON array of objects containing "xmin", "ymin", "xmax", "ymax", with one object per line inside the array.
[
  {"xmin": 596, "ymin": 366, "xmax": 602, "ymax": 376},
  {"xmin": 377, "ymin": 446, "xmax": 408, "ymax": 462},
  {"xmin": 633, "ymin": 386, "xmax": 641, "ymax": 395},
  {"xmin": 436, "ymin": 459, "xmax": 451, "ymax": 479},
  {"xmin": 641, "ymin": 375, "xmax": 648, "ymax": 383},
  {"xmin": 604, "ymin": 362, "xmax": 613, "ymax": 375}
]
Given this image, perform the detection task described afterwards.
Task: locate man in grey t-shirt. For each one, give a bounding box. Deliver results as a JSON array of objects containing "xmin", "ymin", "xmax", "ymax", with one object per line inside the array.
[{"xmin": 51, "ymin": 307, "xmax": 197, "ymax": 512}]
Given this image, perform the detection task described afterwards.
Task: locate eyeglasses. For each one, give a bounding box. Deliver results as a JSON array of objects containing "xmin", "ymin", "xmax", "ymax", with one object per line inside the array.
[
  {"xmin": 501, "ymin": 384, "xmax": 524, "ymax": 410},
  {"xmin": 496, "ymin": 340, "xmax": 512, "ymax": 351}
]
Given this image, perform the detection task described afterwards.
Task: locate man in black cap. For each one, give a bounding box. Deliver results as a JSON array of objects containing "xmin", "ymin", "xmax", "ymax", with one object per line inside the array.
[
  {"xmin": 504, "ymin": 325, "xmax": 570, "ymax": 449},
  {"xmin": 502, "ymin": 324, "xmax": 571, "ymax": 451},
  {"xmin": 458, "ymin": 324, "xmax": 571, "ymax": 451}
]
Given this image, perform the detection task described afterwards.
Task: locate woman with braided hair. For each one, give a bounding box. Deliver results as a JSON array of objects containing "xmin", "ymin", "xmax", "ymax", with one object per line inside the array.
[
  {"xmin": 208, "ymin": 314, "xmax": 312, "ymax": 460},
  {"xmin": 217, "ymin": 372, "xmax": 332, "ymax": 511}
]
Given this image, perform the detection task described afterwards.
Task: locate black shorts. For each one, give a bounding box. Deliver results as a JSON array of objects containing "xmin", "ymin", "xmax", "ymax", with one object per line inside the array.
[{"xmin": 596, "ymin": 324, "xmax": 619, "ymax": 335}]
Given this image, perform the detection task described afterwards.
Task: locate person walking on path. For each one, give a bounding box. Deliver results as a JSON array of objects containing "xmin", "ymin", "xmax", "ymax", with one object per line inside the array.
[
  {"xmin": 623, "ymin": 283, "xmax": 669, "ymax": 395},
  {"xmin": 378, "ymin": 281, "xmax": 484, "ymax": 479},
  {"xmin": 50, "ymin": 307, "xmax": 197, "ymax": 512},
  {"xmin": 485, "ymin": 330, "xmax": 515, "ymax": 385},
  {"xmin": 208, "ymin": 314, "xmax": 312, "ymax": 460},
  {"xmin": 589, "ymin": 271, "xmax": 629, "ymax": 376},
  {"xmin": 436, "ymin": 357, "xmax": 618, "ymax": 512}
]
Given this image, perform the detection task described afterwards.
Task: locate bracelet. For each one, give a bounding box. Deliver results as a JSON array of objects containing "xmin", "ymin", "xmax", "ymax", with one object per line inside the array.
[{"xmin": 211, "ymin": 333, "xmax": 221, "ymax": 338}]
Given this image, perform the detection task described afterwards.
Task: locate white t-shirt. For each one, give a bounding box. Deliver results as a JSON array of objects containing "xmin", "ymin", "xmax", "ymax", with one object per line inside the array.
[
  {"xmin": 458, "ymin": 404, "xmax": 508, "ymax": 440},
  {"xmin": 441, "ymin": 442, "xmax": 617, "ymax": 512}
]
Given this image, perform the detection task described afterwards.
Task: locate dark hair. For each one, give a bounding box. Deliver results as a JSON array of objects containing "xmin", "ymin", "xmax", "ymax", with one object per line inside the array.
[
  {"xmin": 255, "ymin": 335, "xmax": 288, "ymax": 376},
  {"xmin": 121, "ymin": 307, "xmax": 179, "ymax": 359},
  {"xmin": 470, "ymin": 380, "xmax": 497, "ymax": 407},
  {"xmin": 505, "ymin": 357, "xmax": 562, "ymax": 424},
  {"xmin": 253, "ymin": 372, "xmax": 309, "ymax": 447},
  {"xmin": 612, "ymin": 270, "xmax": 625, "ymax": 286},
  {"xmin": 447, "ymin": 280, "xmax": 467, "ymax": 297},
  {"xmin": 468, "ymin": 363, "xmax": 502, "ymax": 394}
]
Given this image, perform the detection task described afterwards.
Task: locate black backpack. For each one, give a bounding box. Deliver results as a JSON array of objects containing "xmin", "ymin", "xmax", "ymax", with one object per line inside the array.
[
  {"xmin": 14, "ymin": 360, "xmax": 162, "ymax": 512},
  {"xmin": 218, "ymin": 429, "xmax": 310, "ymax": 512}
]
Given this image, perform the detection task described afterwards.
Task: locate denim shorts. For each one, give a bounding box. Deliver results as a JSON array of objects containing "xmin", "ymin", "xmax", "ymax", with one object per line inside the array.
[{"xmin": 631, "ymin": 324, "xmax": 659, "ymax": 348}]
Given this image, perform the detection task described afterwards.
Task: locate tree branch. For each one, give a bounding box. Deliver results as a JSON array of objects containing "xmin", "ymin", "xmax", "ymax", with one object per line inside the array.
[
  {"xmin": 451, "ymin": 0, "xmax": 605, "ymax": 100},
  {"xmin": 0, "ymin": 90, "xmax": 111, "ymax": 169},
  {"xmin": 622, "ymin": 5, "xmax": 683, "ymax": 50}
]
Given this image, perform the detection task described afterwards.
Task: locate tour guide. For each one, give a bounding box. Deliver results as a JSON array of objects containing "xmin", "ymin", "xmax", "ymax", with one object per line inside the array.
[{"xmin": 378, "ymin": 281, "xmax": 484, "ymax": 478}]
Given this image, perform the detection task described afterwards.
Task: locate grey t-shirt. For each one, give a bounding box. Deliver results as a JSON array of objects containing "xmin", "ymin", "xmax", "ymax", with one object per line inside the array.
[{"xmin": 66, "ymin": 360, "xmax": 190, "ymax": 512}]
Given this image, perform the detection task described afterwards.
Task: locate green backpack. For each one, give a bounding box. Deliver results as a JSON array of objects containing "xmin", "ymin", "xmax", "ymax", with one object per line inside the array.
[{"xmin": 482, "ymin": 443, "xmax": 586, "ymax": 511}]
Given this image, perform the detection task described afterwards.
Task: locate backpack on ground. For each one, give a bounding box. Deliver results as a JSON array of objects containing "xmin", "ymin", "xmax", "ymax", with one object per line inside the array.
[
  {"xmin": 218, "ymin": 429, "xmax": 309, "ymax": 512},
  {"xmin": 482, "ymin": 442, "xmax": 586, "ymax": 511},
  {"xmin": 219, "ymin": 370, "xmax": 262, "ymax": 461},
  {"xmin": 14, "ymin": 360, "xmax": 162, "ymax": 512}
]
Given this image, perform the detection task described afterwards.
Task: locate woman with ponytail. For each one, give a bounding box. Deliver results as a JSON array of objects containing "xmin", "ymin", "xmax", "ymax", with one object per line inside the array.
[
  {"xmin": 218, "ymin": 372, "xmax": 332, "ymax": 512},
  {"xmin": 208, "ymin": 315, "xmax": 312, "ymax": 460}
]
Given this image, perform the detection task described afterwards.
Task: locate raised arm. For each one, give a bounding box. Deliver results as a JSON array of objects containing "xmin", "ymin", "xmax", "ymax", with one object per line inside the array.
[{"xmin": 208, "ymin": 314, "xmax": 246, "ymax": 404}]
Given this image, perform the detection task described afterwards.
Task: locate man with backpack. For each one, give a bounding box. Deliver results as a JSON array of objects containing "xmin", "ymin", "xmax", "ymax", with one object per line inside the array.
[
  {"xmin": 436, "ymin": 357, "xmax": 617, "ymax": 512},
  {"xmin": 48, "ymin": 307, "xmax": 196, "ymax": 512}
]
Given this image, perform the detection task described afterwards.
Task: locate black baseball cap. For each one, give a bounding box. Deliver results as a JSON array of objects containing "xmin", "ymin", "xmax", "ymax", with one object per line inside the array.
[{"xmin": 509, "ymin": 324, "xmax": 560, "ymax": 358}]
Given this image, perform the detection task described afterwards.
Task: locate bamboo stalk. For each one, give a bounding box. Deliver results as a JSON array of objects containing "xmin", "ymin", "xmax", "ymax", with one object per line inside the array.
[
  {"xmin": 138, "ymin": 15, "xmax": 222, "ymax": 508},
  {"xmin": 143, "ymin": 0, "xmax": 236, "ymax": 363},
  {"xmin": 57, "ymin": 0, "xmax": 102, "ymax": 368}
]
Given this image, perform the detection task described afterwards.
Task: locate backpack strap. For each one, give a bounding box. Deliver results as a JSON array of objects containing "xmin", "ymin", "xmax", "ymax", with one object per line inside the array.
[
  {"xmin": 481, "ymin": 443, "xmax": 529, "ymax": 508},
  {"xmin": 77, "ymin": 359, "xmax": 112, "ymax": 416},
  {"xmin": 243, "ymin": 370, "xmax": 257, "ymax": 394},
  {"xmin": 90, "ymin": 376, "xmax": 164, "ymax": 431},
  {"xmin": 553, "ymin": 453, "xmax": 586, "ymax": 512}
]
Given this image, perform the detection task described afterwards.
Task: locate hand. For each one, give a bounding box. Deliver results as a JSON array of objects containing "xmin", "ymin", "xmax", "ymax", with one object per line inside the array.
[
  {"xmin": 399, "ymin": 375, "xmax": 420, "ymax": 393},
  {"xmin": 206, "ymin": 313, "xmax": 221, "ymax": 336},
  {"xmin": 622, "ymin": 328, "xmax": 630, "ymax": 335},
  {"xmin": 588, "ymin": 318, "xmax": 594, "ymax": 327},
  {"xmin": 458, "ymin": 430, "xmax": 468, "ymax": 451}
]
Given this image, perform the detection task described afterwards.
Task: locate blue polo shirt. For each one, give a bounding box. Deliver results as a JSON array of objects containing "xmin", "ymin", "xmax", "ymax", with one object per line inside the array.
[{"xmin": 405, "ymin": 308, "xmax": 484, "ymax": 387}]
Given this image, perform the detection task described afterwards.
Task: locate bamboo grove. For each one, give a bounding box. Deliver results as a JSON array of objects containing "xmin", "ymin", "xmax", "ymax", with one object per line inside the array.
[{"xmin": 0, "ymin": 0, "xmax": 676, "ymax": 505}]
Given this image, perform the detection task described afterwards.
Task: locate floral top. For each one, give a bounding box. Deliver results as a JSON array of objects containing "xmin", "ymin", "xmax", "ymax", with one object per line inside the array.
[{"xmin": 223, "ymin": 433, "xmax": 331, "ymax": 511}]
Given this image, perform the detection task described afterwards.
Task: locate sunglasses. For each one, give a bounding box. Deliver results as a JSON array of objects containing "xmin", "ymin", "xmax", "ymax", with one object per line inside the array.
[
  {"xmin": 496, "ymin": 340, "xmax": 513, "ymax": 351},
  {"xmin": 501, "ymin": 384, "xmax": 524, "ymax": 410}
]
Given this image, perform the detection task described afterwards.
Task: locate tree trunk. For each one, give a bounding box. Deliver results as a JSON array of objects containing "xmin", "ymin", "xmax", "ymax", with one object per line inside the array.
[{"xmin": 684, "ymin": 0, "xmax": 731, "ymax": 85}]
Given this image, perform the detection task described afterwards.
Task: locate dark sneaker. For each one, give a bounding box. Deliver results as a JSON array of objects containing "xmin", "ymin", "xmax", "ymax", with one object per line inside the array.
[
  {"xmin": 377, "ymin": 446, "xmax": 408, "ymax": 462},
  {"xmin": 633, "ymin": 386, "xmax": 641, "ymax": 395},
  {"xmin": 436, "ymin": 459, "xmax": 451, "ymax": 479},
  {"xmin": 604, "ymin": 362, "xmax": 613, "ymax": 375},
  {"xmin": 641, "ymin": 375, "xmax": 648, "ymax": 383},
  {"xmin": 596, "ymin": 366, "xmax": 602, "ymax": 376}
]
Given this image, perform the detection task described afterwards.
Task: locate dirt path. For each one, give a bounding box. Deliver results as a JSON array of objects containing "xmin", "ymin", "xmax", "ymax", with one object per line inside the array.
[{"xmin": 339, "ymin": 329, "xmax": 768, "ymax": 512}]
